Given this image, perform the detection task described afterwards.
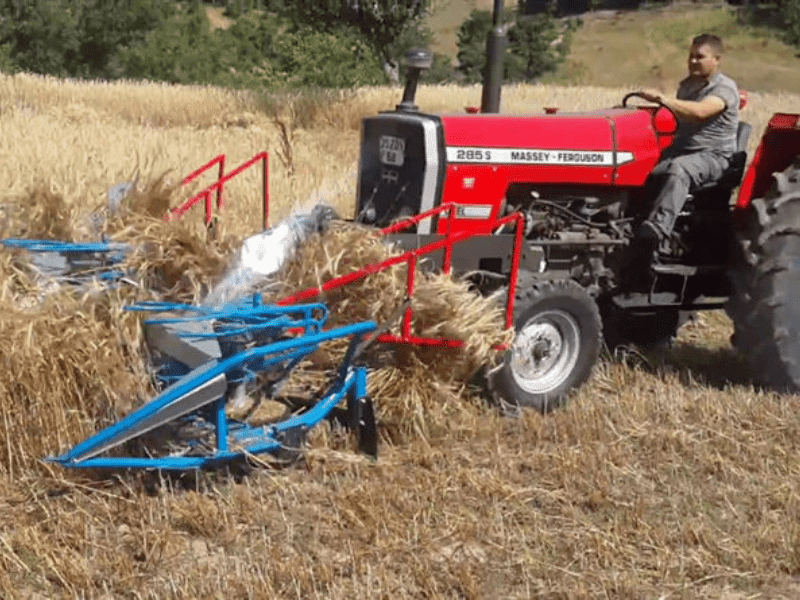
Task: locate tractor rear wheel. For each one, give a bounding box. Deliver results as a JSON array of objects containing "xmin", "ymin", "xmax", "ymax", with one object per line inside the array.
[
  {"xmin": 489, "ymin": 274, "xmax": 602, "ymax": 412},
  {"xmin": 729, "ymin": 159, "xmax": 800, "ymax": 393}
]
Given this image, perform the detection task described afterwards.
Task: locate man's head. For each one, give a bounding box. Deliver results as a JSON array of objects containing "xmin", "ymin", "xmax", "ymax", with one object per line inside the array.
[{"xmin": 687, "ymin": 34, "xmax": 723, "ymax": 80}]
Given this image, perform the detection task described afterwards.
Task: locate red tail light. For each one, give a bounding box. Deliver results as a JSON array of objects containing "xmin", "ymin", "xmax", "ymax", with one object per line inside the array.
[{"xmin": 653, "ymin": 106, "xmax": 678, "ymax": 135}]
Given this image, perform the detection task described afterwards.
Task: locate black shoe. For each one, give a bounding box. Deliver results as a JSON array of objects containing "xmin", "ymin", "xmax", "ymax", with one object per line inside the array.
[
  {"xmin": 638, "ymin": 220, "xmax": 681, "ymax": 261},
  {"xmin": 631, "ymin": 220, "xmax": 659, "ymax": 265},
  {"xmin": 637, "ymin": 220, "xmax": 662, "ymax": 244}
]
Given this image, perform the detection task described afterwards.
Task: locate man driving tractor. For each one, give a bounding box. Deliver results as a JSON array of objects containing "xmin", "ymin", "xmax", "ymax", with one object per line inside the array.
[{"xmin": 636, "ymin": 33, "xmax": 740, "ymax": 257}]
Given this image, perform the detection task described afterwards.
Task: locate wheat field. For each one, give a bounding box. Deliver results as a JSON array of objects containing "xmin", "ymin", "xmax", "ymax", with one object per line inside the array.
[
  {"xmin": 2, "ymin": 73, "xmax": 797, "ymax": 227},
  {"xmin": 2, "ymin": 71, "xmax": 800, "ymax": 598}
]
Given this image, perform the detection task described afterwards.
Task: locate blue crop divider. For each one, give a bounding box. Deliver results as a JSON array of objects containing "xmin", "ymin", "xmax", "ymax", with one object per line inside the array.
[{"xmin": 47, "ymin": 300, "xmax": 378, "ymax": 471}]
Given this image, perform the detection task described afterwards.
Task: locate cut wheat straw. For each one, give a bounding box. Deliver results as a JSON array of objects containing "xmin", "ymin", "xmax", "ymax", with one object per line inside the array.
[
  {"xmin": 3, "ymin": 71, "xmax": 800, "ymax": 599},
  {"xmin": 0, "ymin": 177, "xmax": 512, "ymax": 473},
  {"xmin": 260, "ymin": 220, "xmax": 511, "ymax": 439}
]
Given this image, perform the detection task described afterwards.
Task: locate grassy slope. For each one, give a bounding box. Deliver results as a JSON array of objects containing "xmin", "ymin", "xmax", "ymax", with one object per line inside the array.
[
  {"xmin": 206, "ymin": 6, "xmax": 234, "ymax": 31},
  {"xmin": 427, "ymin": 3, "xmax": 800, "ymax": 95},
  {"xmin": 548, "ymin": 5, "xmax": 800, "ymax": 94},
  {"xmin": 426, "ymin": 0, "xmax": 518, "ymax": 58}
]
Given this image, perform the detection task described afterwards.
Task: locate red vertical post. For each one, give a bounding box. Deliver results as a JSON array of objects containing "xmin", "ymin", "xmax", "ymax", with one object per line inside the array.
[
  {"xmin": 403, "ymin": 255, "xmax": 417, "ymax": 339},
  {"xmin": 204, "ymin": 190, "xmax": 213, "ymax": 226},
  {"xmin": 216, "ymin": 155, "xmax": 225, "ymax": 210},
  {"xmin": 505, "ymin": 214, "xmax": 524, "ymax": 330},
  {"xmin": 443, "ymin": 204, "xmax": 454, "ymax": 274},
  {"xmin": 262, "ymin": 152, "xmax": 269, "ymax": 229}
]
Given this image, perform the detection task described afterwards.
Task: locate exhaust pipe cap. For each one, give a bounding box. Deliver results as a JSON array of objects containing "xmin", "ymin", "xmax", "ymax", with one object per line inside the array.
[{"xmin": 404, "ymin": 48, "xmax": 433, "ymax": 70}]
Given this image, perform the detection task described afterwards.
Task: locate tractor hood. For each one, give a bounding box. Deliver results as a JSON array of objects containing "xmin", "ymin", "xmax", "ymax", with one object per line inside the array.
[
  {"xmin": 439, "ymin": 109, "xmax": 666, "ymax": 188},
  {"xmin": 355, "ymin": 107, "xmax": 674, "ymax": 233}
]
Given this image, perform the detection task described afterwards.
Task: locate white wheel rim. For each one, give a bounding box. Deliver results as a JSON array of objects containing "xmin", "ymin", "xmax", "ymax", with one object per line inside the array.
[{"xmin": 510, "ymin": 309, "xmax": 581, "ymax": 395}]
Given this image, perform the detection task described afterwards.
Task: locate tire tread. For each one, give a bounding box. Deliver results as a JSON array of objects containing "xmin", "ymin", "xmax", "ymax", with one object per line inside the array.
[{"xmin": 730, "ymin": 160, "xmax": 800, "ymax": 393}]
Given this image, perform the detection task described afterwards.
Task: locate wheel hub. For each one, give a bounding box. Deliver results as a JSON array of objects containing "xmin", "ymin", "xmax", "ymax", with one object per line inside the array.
[{"xmin": 510, "ymin": 310, "xmax": 580, "ymax": 395}]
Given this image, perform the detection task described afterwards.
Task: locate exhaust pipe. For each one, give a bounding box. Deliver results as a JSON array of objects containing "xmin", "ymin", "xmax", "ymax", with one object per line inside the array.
[
  {"xmin": 480, "ymin": 0, "xmax": 507, "ymax": 114},
  {"xmin": 396, "ymin": 48, "xmax": 433, "ymax": 112}
]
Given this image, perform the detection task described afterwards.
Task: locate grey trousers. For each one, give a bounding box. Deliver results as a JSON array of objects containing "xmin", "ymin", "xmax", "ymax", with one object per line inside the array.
[{"xmin": 645, "ymin": 151, "xmax": 730, "ymax": 239}]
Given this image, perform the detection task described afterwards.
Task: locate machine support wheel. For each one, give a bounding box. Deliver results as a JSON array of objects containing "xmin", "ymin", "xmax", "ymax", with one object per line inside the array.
[
  {"xmin": 488, "ymin": 273, "xmax": 602, "ymax": 412},
  {"xmin": 729, "ymin": 160, "xmax": 800, "ymax": 393}
]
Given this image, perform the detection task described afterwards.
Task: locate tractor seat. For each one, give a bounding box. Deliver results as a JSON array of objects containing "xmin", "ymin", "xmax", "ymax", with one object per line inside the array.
[{"xmin": 690, "ymin": 121, "xmax": 752, "ymax": 195}]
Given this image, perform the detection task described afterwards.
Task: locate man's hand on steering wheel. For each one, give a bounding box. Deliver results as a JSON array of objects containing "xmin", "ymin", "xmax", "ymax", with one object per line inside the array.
[
  {"xmin": 621, "ymin": 91, "xmax": 679, "ymax": 136},
  {"xmin": 637, "ymin": 89, "xmax": 666, "ymax": 104}
]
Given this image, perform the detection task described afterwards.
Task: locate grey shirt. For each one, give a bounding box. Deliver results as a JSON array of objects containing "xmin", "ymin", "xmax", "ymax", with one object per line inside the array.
[{"xmin": 671, "ymin": 72, "xmax": 739, "ymax": 157}]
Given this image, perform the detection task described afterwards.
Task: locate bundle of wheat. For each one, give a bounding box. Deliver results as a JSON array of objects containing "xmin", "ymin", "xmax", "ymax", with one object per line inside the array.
[
  {"xmin": 110, "ymin": 215, "xmax": 236, "ymax": 303},
  {"xmin": 271, "ymin": 220, "xmax": 510, "ymax": 356},
  {"xmin": 98, "ymin": 174, "xmax": 240, "ymax": 303},
  {"xmin": 0, "ymin": 292, "xmax": 150, "ymax": 476},
  {"xmin": 0, "ymin": 180, "xmax": 224, "ymax": 474},
  {"xmin": 1, "ymin": 187, "xmax": 79, "ymax": 303},
  {"xmin": 264, "ymin": 220, "xmax": 511, "ymax": 441},
  {"xmin": 1, "ymin": 177, "xmax": 509, "ymax": 465},
  {"xmin": 3, "ymin": 183, "xmax": 77, "ymax": 240}
]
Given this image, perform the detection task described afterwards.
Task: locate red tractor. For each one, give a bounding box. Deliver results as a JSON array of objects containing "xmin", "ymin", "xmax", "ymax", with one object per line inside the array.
[{"xmin": 353, "ymin": 49, "xmax": 800, "ymax": 411}]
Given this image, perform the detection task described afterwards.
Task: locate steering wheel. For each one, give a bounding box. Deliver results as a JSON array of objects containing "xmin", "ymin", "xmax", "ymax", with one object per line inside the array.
[{"xmin": 621, "ymin": 92, "xmax": 678, "ymax": 135}]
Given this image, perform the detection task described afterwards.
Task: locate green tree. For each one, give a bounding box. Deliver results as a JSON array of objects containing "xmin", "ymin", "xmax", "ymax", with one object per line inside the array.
[
  {"xmin": 456, "ymin": 7, "xmax": 571, "ymax": 83},
  {"xmin": 456, "ymin": 9, "xmax": 497, "ymax": 82},
  {"xmin": 505, "ymin": 14, "xmax": 573, "ymax": 80},
  {"xmin": 778, "ymin": 0, "xmax": 800, "ymax": 47},
  {"xmin": 281, "ymin": 0, "xmax": 428, "ymax": 67},
  {"xmin": 0, "ymin": 0, "xmax": 174, "ymax": 78},
  {"xmin": 215, "ymin": 14, "xmax": 277, "ymax": 78},
  {"xmin": 0, "ymin": 0, "xmax": 81, "ymax": 76},
  {"xmin": 223, "ymin": 0, "xmax": 243, "ymax": 18},
  {"xmin": 0, "ymin": 9, "xmax": 15, "ymax": 73},
  {"xmin": 0, "ymin": 0, "xmax": 399, "ymax": 88},
  {"xmin": 269, "ymin": 24, "xmax": 387, "ymax": 88},
  {"xmin": 210, "ymin": 14, "xmax": 386, "ymax": 88},
  {"xmin": 77, "ymin": 0, "xmax": 173, "ymax": 78},
  {"xmin": 115, "ymin": 1, "xmax": 221, "ymax": 84}
]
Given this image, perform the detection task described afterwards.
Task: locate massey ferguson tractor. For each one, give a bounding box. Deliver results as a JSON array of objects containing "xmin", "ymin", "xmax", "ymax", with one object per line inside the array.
[{"xmin": 353, "ymin": 44, "xmax": 800, "ymax": 411}]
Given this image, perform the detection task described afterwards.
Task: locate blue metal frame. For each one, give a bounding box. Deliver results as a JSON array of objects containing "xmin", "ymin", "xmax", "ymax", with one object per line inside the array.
[
  {"xmin": 1, "ymin": 238, "xmax": 130, "ymax": 285},
  {"xmin": 129, "ymin": 298, "xmax": 331, "ymax": 388},
  {"xmin": 130, "ymin": 299, "xmax": 327, "ymax": 337},
  {"xmin": 51, "ymin": 363, "xmax": 369, "ymax": 471},
  {"xmin": 47, "ymin": 300, "xmax": 377, "ymax": 471},
  {"xmin": 0, "ymin": 239, "xmax": 129, "ymax": 255}
]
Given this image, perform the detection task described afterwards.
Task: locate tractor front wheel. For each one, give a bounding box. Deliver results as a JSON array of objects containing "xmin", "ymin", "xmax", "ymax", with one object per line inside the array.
[{"xmin": 489, "ymin": 275, "xmax": 602, "ymax": 412}]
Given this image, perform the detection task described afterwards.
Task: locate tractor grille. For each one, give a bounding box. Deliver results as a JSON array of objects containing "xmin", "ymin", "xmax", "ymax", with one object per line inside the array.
[{"xmin": 356, "ymin": 112, "xmax": 445, "ymax": 233}]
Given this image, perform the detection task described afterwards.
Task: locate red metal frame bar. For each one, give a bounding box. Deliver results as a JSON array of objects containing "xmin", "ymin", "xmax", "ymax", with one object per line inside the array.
[
  {"xmin": 182, "ymin": 154, "xmax": 225, "ymax": 209},
  {"xmin": 168, "ymin": 156, "xmax": 524, "ymax": 351},
  {"xmin": 168, "ymin": 152, "xmax": 270, "ymax": 229},
  {"xmin": 278, "ymin": 203, "xmax": 525, "ymax": 348}
]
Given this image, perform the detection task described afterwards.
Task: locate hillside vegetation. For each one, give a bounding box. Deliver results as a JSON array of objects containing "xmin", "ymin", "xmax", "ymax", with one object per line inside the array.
[
  {"xmin": 427, "ymin": 3, "xmax": 800, "ymax": 95},
  {"xmin": 1, "ymin": 67, "xmax": 800, "ymax": 597},
  {"xmin": 548, "ymin": 5, "xmax": 800, "ymax": 94}
]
